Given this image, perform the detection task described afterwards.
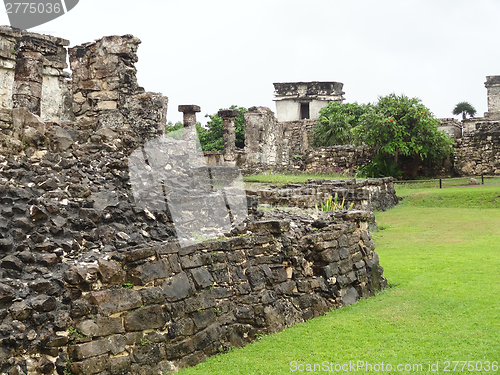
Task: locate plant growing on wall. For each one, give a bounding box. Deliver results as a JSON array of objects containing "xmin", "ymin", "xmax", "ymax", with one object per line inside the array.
[
  {"xmin": 452, "ymin": 101, "xmax": 477, "ymax": 120},
  {"xmin": 312, "ymin": 102, "xmax": 370, "ymax": 147},
  {"xmin": 313, "ymin": 94, "xmax": 453, "ymax": 178}
]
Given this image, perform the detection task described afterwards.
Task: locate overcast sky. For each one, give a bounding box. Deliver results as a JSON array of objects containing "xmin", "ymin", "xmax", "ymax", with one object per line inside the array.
[{"xmin": 2, "ymin": 0, "xmax": 500, "ymax": 125}]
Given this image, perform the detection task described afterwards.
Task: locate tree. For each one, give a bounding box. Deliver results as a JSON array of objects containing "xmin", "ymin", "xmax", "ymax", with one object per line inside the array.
[
  {"xmin": 452, "ymin": 101, "xmax": 476, "ymax": 120},
  {"xmin": 198, "ymin": 106, "xmax": 247, "ymax": 152},
  {"xmin": 312, "ymin": 102, "xmax": 370, "ymax": 147},
  {"xmin": 355, "ymin": 94, "xmax": 453, "ymax": 177},
  {"xmin": 312, "ymin": 94, "xmax": 454, "ymax": 178}
]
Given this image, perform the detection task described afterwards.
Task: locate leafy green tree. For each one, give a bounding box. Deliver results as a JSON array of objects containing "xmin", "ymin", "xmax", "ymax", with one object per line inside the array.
[
  {"xmin": 312, "ymin": 94, "xmax": 453, "ymax": 178},
  {"xmin": 312, "ymin": 102, "xmax": 370, "ymax": 146},
  {"xmin": 355, "ymin": 94, "xmax": 453, "ymax": 177},
  {"xmin": 452, "ymin": 101, "xmax": 476, "ymax": 120},
  {"xmin": 198, "ymin": 106, "xmax": 247, "ymax": 152}
]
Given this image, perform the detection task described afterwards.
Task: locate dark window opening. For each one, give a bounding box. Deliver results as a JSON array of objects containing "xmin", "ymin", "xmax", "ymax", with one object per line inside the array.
[{"xmin": 300, "ymin": 103, "xmax": 310, "ymax": 120}]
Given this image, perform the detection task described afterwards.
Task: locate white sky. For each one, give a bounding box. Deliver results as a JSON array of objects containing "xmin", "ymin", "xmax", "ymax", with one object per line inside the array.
[{"xmin": 2, "ymin": 0, "xmax": 500, "ymax": 125}]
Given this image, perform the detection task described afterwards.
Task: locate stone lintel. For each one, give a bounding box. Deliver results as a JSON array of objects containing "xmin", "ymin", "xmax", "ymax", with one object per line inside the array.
[
  {"xmin": 178, "ymin": 105, "xmax": 201, "ymax": 114},
  {"xmin": 485, "ymin": 76, "xmax": 500, "ymax": 87},
  {"xmin": 15, "ymin": 35, "xmax": 58, "ymax": 56},
  {"xmin": 218, "ymin": 109, "xmax": 239, "ymax": 118}
]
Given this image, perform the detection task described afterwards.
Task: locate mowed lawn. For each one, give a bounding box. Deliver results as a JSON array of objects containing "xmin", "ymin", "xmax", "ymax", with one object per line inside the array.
[{"xmin": 178, "ymin": 186, "xmax": 500, "ymax": 375}]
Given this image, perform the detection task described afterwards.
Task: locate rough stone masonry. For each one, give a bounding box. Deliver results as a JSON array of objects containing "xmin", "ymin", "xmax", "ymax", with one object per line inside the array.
[{"xmin": 0, "ymin": 27, "xmax": 389, "ymax": 374}]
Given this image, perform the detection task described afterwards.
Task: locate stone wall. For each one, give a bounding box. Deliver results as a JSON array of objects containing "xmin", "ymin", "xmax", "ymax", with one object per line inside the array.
[
  {"xmin": 0, "ymin": 26, "xmax": 72, "ymax": 123},
  {"xmin": 453, "ymin": 121, "xmax": 500, "ymax": 175},
  {"xmin": 298, "ymin": 145, "xmax": 374, "ymax": 174},
  {"xmin": 69, "ymin": 35, "xmax": 168, "ymax": 142},
  {"xmin": 0, "ymin": 149, "xmax": 386, "ymax": 374},
  {"xmin": 248, "ymin": 178, "xmax": 398, "ymax": 213}
]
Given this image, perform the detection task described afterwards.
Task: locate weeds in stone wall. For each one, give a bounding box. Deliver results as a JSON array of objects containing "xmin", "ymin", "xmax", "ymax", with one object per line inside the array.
[{"xmin": 316, "ymin": 193, "xmax": 354, "ymax": 211}]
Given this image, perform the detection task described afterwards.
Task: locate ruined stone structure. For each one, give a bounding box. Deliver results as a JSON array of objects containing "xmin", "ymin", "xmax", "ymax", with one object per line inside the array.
[
  {"xmin": 454, "ymin": 121, "xmax": 500, "ymax": 175},
  {"xmin": 273, "ymin": 82, "xmax": 344, "ymax": 122},
  {"xmin": 437, "ymin": 118, "xmax": 462, "ymax": 140},
  {"xmin": 0, "ymin": 28, "xmax": 389, "ymax": 374},
  {"xmin": 69, "ymin": 35, "xmax": 167, "ymax": 142},
  {"xmin": 249, "ymin": 178, "xmax": 398, "ymax": 213},
  {"xmin": 454, "ymin": 76, "xmax": 500, "ymax": 176},
  {"xmin": 0, "ymin": 26, "xmax": 72, "ymax": 123}
]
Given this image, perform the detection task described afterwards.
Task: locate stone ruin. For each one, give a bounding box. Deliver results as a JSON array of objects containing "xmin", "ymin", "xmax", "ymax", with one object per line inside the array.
[
  {"xmin": 453, "ymin": 76, "xmax": 500, "ymax": 176},
  {"xmin": 0, "ymin": 27, "xmax": 390, "ymax": 374}
]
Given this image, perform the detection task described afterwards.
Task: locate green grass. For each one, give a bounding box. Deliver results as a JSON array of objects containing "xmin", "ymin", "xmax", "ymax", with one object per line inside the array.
[
  {"xmin": 178, "ymin": 186, "xmax": 500, "ymax": 375},
  {"xmin": 243, "ymin": 172, "xmax": 350, "ymax": 184}
]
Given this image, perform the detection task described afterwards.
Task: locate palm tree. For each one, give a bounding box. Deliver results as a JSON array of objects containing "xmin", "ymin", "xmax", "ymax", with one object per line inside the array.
[{"xmin": 452, "ymin": 102, "xmax": 477, "ymax": 120}]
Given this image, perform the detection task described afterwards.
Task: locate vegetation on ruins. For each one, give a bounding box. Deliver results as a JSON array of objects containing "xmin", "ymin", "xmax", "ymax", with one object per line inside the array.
[
  {"xmin": 452, "ymin": 101, "xmax": 477, "ymax": 120},
  {"xmin": 312, "ymin": 94, "xmax": 454, "ymax": 178},
  {"xmin": 178, "ymin": 185, "xmax": 500, "ymax": 375},
  {"xmin": 311, "ymin": 102, "xmax": 368, "ymax": 146},
  {"xmin": 198, "ymin": 105, "xmax": 247, "ymax": 151}
]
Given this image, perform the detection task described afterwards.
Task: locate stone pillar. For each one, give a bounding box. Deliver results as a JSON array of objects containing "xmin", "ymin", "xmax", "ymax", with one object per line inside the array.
[
  {"xmin": 12, "ymin": 36, "xmax": 57, "ymax": 116},
  {"xmin": 178, "ymin": 105, "xmax": 201, "ymax": 152},
  {"xmin": 178, "ymin": 105, "xmax": 201, "ymax": 128},
  {"xmin": 218, "ymin": 109, "xmax": 238, "ymax": 161}
]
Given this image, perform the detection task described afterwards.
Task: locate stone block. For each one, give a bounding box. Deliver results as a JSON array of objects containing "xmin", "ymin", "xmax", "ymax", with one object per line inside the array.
[
  {"xmin": 192, "ymin": 308, "xmax": 216, "ymax": 330},
  {"xmin": 88, "ymin": 288, "xmax": 142, "ymax": 316},
  {"xmin": 9, "ymin": 301, "xmax": 32, "ymax": 321},
  {"xmin": 70, "ymin": 354, "xmax": 108, "ymax": 375},
  {"xmin": 139, "ymin": 287, "xmax": 165, "ymax": 305},
  {"xmin": 131, "ymin": 342, "xmax": 166, "ymax": 364},
  {"xmin": 319, "ymin": 248, "xmax": 340, "ymax": 263},
  {"xmin": 1, "ymin": 255, "xmax": 23, "ymax": 271},
  {"xmin": 69, "ymin": 334, "xmax": 126, "ymax": 360},
  {"xmin": 128, "ymin": 259, "xmax": 173, "ymax": 285},
  {"xmin": 165, "ymin": 338, "xmax": 195, "ymax": 360},
  {"xmin": 98, "ymin": 258, "xmax": 125, "ymax": 284},
  {"xmin": 30, "ymin": 295, "xmax": 56, "ymax": 312},
  {"xmin": 162, "ymin": 272, "xmax": 194, "ymax": 301},
  {"xmin": 190, "ymin": 267, "xmax": 214, "ymax": 289},
  {"xmin": 124, "ymin": 304, "xmax": 166, "ymax": 331},
  {"xmin": 168, "ymin": 318, "xmax": 195, "ymax": 339},
  {"xmin": 76, "ymin": 316, "xmax": 124, "ymax": 337}
]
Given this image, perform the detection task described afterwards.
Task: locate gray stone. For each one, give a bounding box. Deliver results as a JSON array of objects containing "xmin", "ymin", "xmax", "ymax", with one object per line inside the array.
[
  {"xmin": 124, "ymin": 305, "xmax": 166, "ymax": 331},
  {"xmin": 162, "ymin": 272, "xmax": 194, "ymax": 301},
  {"xmin": 88, "ymin": 288, "xmax": 142, "ymax": 316}
]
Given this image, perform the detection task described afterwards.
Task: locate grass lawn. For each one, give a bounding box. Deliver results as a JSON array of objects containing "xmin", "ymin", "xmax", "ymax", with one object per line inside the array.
[{"xmin": 178, "ymin": 186, "xmax": 500, "ymax": 374}]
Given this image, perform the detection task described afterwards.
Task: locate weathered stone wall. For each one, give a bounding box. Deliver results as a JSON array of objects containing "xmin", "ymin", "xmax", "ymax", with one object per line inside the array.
[
  {"xmin": 438, "ymin": 118, "xmax": 462, "ymax": 139},
  {"xmin": 297, "ymin": 145, "xmax": 374, "ymax": 174},
  {"xmin": 243, "ymin": 107, "xmax": 283, "ymax": 170},
  {"xmin": 248, "ymin": 178, "xmax": 398, "ymax": 212},
  {"xmin": 0, "ymin": 26, "xmax": 72, "ymax": 123},
  {"xmin": 0, "ymin": 148, "xmax": 386, "ymax": 374},
  {"xmin": 69, "ymin": 35, "xmax": 168, "ymax": 142},
  {"xmin": 453, "ymin": 121, "xmax": 500, "ymax": 175},
  {"xmin": 281, "ymin": 119, "xmax": 317, "ymax": 163}
]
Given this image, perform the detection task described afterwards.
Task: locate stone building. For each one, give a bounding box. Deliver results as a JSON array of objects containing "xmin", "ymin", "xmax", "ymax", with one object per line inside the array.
[
  {"xmin": 0, "ymin": 26, "xmax": 73, "ymax": 122},
  {"xmin": 273, "ymin": 81, "xmax": 344, "ymax": 122}
]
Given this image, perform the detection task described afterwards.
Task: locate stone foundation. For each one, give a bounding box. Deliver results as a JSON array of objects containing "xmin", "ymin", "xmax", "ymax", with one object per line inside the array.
[{"xmin": 248, "ymin": 178, "xmax": 398, "ymax": 212}]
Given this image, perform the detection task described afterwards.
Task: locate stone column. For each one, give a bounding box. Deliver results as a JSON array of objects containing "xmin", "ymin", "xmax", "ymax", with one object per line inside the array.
[
  {"xmin": 178, "ymin": 105, "xmax": 201, "ymax": 128},
  {"xmin": 12, "ymin": 36, "xmax": 57, "ymax": 116},
  {"xmin": 218, "ymin": 109, "xmax": 238, "ymax": 161},
  {"xmin": 178, "ymin": 105, "xmax": 201, "ymax": 152}
]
